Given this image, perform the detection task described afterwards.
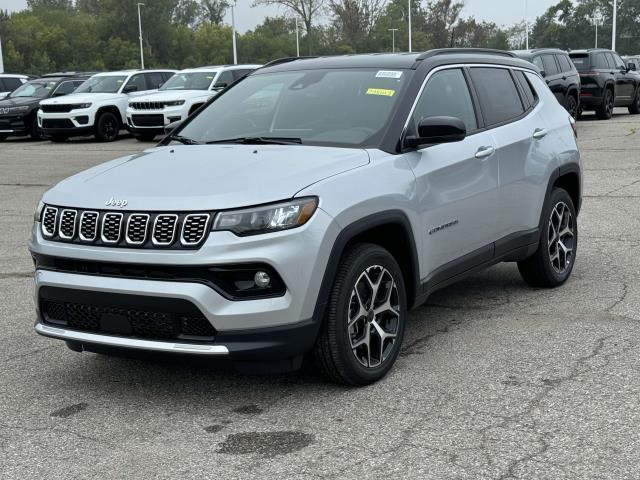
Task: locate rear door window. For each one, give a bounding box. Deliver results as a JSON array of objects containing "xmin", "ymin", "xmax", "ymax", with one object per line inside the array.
[
  {"xmin": 541, "ymin": 55, "xmax": 559, "ymax": 76},
  {"xmin": 145, "ymin": 72, "xmax": 166, "ymax": 90},
  {"xmin": 469, "ymin": 67, "xmax": 524, "ymax": 127},
  {"xmin": 411, "ymin": 68, "xmax": 478, "ymax": 133},
  {"xmin": 2, "ymin": 77, "xmax": 23, "ymax": 91}
]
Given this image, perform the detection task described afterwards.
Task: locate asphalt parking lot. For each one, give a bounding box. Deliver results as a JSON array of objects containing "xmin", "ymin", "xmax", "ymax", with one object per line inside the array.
[{"xmin": 1, "ymin": 113, "xmax": 639, "ymax": 479}]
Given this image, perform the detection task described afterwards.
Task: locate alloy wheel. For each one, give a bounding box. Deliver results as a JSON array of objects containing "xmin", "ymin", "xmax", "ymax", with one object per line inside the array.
[
  {"xmin": 347, "ymin": 265, "xmax": 400, "ymax": 368},
  {"xmin": 606, "ymin": 92, "xmax": 614, "ymax": 118},
  {"xmin": 548, "ymin": 201, "xmax": 575, "ymax": 274},
  {"xmin": 567, "ymin": 96, "xmax": 578, "ymax": 119}
]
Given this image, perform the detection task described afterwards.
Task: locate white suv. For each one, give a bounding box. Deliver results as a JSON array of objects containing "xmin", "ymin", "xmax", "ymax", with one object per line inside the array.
[
  {"xmin": 0, "ymin": 74, "xmax": 29, "ymax": 97},
  {"xmin": 126, "ymin": 65, "xmax": 261, "ymax": 141},
  {"xmin": 38, "ymin": 69, "xmax": 175, "ymax": 142}
]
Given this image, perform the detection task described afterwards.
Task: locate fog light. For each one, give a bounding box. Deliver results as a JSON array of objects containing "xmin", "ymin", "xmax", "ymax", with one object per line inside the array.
[{"xmin": 254, "ymin": 271, "xmax": 271, "ymax": 288}]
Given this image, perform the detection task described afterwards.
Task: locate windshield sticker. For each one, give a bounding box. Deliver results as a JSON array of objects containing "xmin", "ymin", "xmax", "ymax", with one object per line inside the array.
[
  {"xmin": 376, "ymin": 70, "xmax": 403, "ymax": 79},
  {"xmin": 206, "ymin": 76, "xmax": 213, "ymax": 79},
  {"xmin": 366, "ymin": 88, "xmax": 396, "ymax": 97}
]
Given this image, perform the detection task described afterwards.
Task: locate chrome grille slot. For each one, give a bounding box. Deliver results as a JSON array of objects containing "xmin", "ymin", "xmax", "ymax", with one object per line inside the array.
[
  {"xmin": 101, "ymin": 213, "xmax": 123, "ymax": 244},
  {"xmin": 126, "ymin": 214, "xmax": 150, "ymax": 245},
  {"xmin": 152, "ymin": 214, "xmax": 178, "ymax": 246},
  {"xmin": 58, "ymin": 209, "xmax": 78, "ymax": 240},
  {"xmin": 79, "ymin": 211, "xmax": 99, "ymax": 241},
  {"xmin": 181, "ymin": 214, "xmax": 210, "ymax": 246},
  {"xmin": 42, "ymin": 207, "xmax": 58, "ymax": 238}
]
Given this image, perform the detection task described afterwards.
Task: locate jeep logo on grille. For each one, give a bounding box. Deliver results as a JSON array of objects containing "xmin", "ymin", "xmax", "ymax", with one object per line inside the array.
[{"xmin": 105, "ymin": 197, "xmax": 128, "ymax": 208}]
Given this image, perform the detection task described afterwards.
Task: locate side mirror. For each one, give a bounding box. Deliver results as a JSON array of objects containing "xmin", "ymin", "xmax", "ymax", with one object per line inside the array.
[
  {"xmin": 213, "ymin": 82, "xmax": 227, "ymax": 91},
  {"xmin": 628, "ymin": 63, "xmax": 636, "ymax": 71},
  {"xmin": 164, "ymin": 120, "xmax": 182, "ymax": 135},
  {"xmin": 122, "ymin": 84, "xmax": 138, "ymax": 94},
  {"xmin": 405, "ymin": 116, "xmax": 467, "ymax": 149}
]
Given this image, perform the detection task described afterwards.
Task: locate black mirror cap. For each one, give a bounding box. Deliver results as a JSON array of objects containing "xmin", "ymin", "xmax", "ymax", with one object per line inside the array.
[
  {"xmin": 164, "ymin": 120, "xmax": 182, "ymax": 135},
  {"xmin": 407, "ymin": 116, "xmax": 467, "ymax": 148},
  {"xmin": 628, "ymin": 63, "xmax": 637, "ymax": 71},
  {"xmin": 123, "ymin": 85, "xmax": 138, "ymax": 94},
  {"xmin": 213, "ymin": 82, "xmax": 228, "ymax": 90}
]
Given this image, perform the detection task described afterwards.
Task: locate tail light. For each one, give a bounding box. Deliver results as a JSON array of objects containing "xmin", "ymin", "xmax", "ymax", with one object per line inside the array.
[{"xmin": 569, "ymin": 116, "xmax": 577, "ymax": 138}]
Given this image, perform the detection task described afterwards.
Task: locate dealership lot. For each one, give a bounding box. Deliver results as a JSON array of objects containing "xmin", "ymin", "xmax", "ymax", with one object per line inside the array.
[{"xmin": 1, "ymin": 112, "xmax": 639, "ymax": 478}]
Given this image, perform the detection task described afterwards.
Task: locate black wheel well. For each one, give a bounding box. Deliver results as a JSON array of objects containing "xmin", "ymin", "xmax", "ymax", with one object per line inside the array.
[
  {"xmin": 96, "ymin": 106, "xmax": 122, "ymax": 125},
  {"xmin": 343, "ymin": 222, "xmax": 418, "ymax": 309},
  {"xmin": 554, "ymin": 172, "xmax": 581, "ymax": 214}
]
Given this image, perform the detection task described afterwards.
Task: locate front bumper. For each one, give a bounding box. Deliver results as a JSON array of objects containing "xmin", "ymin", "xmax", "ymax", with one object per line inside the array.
[
  {"xmin": 126, "ymin": 106, "xmax": 185, "ymax": 133},
  {"xmin": 30, "ymin": 207, "xmax": 338, "ymax": 358},
  {"xmin": 0, "ymin": 114, "xmax": 29, "ymax": 137},
  {"xmin": 38, "ymin": 109, "xmax": 95, "ymax": 136}
]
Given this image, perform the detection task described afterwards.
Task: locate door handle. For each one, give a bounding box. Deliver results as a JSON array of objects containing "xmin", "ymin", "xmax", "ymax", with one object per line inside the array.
[
  {"xmin": 475, "ymin": 146, "xmax": 495, "ymax": 159},
  {"xmin": 533, "ymin": 128, "xmax": 548, "ymax": 140}
]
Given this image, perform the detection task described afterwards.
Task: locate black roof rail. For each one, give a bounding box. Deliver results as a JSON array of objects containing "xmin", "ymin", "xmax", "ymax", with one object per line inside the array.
[
  {"xmin": 416, "ymin": 48, "xmax": 517, "ymax": 61},
  {"xmin": 261, "ymin": 56, "xmax": 318, "ymax": 68}
]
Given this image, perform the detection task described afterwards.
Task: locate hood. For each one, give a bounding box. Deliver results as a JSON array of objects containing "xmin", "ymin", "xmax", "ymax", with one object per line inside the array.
[
  {"xmin": 42, "ymin": 144, "xmax": 370, "ymax": 211},
  {"xmin": 40, "ymin": 92, "xmax": 123, "ymax": 105},
  {"xmin": 132, "ymin": 90, "xmax": 213, "ymax": 103},
  {"xmin": 0, "ymin": 96, "xmax": 40, "ymax": 109}
]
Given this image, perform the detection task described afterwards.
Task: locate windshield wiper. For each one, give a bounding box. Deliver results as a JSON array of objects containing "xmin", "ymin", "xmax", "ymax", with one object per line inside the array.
[
  {"xmin": 206, "ymin": 136, "xmax": 302, "ymax": 145},
  {"xmin": 169, "ymin": 134, "xmax": 201, "ymax": 145}
]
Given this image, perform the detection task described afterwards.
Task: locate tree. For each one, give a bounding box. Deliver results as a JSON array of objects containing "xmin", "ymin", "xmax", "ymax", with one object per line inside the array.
[
  {"xmin": 330, "ymin": 0, "xmax": 387, "ymax": 52},
  {"xmin": 424, "ymin": 0, "xmax": 464, "ymax": 48},
  {"xmin": 253, "ymin": 0, "xmax": 326, "ymax": 54},
  {"xmin": 200, "ymin": 0, "xmax": 230, "ymax": 24}
]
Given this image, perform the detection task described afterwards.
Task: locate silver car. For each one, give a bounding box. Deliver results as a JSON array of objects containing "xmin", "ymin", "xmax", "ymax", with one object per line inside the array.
[{"xmin": 30, "ymin": 49, "xmax": 582, "ymax": 385}]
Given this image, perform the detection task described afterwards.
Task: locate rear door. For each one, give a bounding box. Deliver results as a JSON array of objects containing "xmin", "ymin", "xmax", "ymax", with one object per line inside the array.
[
  {"xmin": 409, "ymin": 67, "xmax": 499, "ymax": 275},
  {"xmin": 469, "ymin": 67, "xmax": 553, "ymax": 240},
  {"xmin": 609, "ymin": 53, "xmax": 634, "ymax": 101},
  {"xmin": 540, "ymin": 54, "xmax": 564, "ymax": 104}
]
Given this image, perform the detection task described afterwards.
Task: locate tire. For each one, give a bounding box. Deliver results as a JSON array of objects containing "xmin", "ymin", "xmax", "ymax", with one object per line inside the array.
[
  {"xmin": 518, "ymin": 188, "xmax": 578, "ymax": 288},
  {"xmin": 94, "ymin": 111, "xmax": 120, "ymax": 142},
  {"xmin": 595, "ymin": 88, "xmax": 614, "ymax": 120},
  {"xmin": 313, "ymin": 243, "xmax": 407, "ymax": 386},
  {"xmin": 30, "ymin": 118, "xmax": 45, "ymax": 140},
  {"xmin": 134, "ymin": 133, "xmax": 156, "ymax": 142},
  {"xmin": 565, "ymin": 93, "xmax": 579, "ymax": 119},
  {"xmin": 629, "ymin": 88, "xmax": 640, "ymax": 115},
  {"xmin": 49, "ymin": 136, "xmax": 68, "ymax": 143}
]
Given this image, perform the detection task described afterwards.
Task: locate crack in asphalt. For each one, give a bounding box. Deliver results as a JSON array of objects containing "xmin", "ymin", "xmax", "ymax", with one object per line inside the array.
[
  {"xmin": 0, "ymin": 272, "xmax": 34, "ymax": 279},
  {"xmin": 478, "ymin": 335, "xmax": 629, "ymax": 479}
]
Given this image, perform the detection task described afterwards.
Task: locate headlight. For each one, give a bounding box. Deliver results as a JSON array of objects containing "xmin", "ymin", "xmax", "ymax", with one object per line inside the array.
[
  {"xmin": 6, "ymin": 106, "xmax": 29, "ymax": 114},
  {"xmin": 72, "ymin": 103, "xmax": 92, "ymax": 109},
  {"xmin": 34, "ymin": 200, "xmax": 45, "ymax": 222},
  {"xmin": 212, "ymin": 197, "xmax": 318, "ymax": 236},
  {"xmin": 164, "ymin": 100, "xmax": 185, "ymax": 107}
]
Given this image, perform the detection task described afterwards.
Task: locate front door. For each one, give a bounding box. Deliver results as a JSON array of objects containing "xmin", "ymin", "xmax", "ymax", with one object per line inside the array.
[{"xmin": 406, "ymin": 67, "xmax": 499, "ymax": 277}]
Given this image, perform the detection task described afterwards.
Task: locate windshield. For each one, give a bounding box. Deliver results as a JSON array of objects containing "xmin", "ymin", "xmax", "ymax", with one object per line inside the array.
[
  {"xmin": 569, "ymin": 54, "xmax": 590, "ymax": 71},
  {"xmin": 176, "ymin": 68, "xmax": 409, "ymax": 147},
  {"xmin": 75, "ymin": 75, "xmax": 127, "ymax": 94},
  {"xmin": 9, "ymin": 80, "xmax": 57, "ymax": 98},
  {"xmin": 160, "ymin": 72, "xmax": 216, "ymax": 91}
]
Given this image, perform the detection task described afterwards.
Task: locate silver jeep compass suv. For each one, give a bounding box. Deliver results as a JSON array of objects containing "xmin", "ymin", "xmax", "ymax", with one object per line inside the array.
[{"xmin": 30, "ymin": 49, "xmax": 581, "ymax": 385}]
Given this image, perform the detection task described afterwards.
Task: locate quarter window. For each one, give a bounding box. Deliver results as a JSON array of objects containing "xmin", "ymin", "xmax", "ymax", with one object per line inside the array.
[
  {"xmin": 469, "ymin": 67, "xmax": 524, "ymax": 126},
  {"xmin": 594, "ymin": 53, "xmax": 609, "ymax": 69},
  {"xmin": 557, "ymin": 54, "xmax": 573, "ymax": 73},
  {"xmin": 612, "ymin": 53, "xmax": 626, "ymax": 70},
  {"xmin": 411, "ymin": 68, "xmax": 477, "ymax": 133},
  {"xmin": 53, "ymin": 81, "xmax": 77, "ymax": 96},
  {"xmin": 514, "ymin": 70, "xmax": 538, "ymax": 108}
]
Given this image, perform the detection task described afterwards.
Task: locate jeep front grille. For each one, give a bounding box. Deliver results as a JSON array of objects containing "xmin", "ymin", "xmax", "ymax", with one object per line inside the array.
[
  {"xmin": 40, "ymin": 205, "xmax": 212, "ymax": 249},
  {"xmin": 130, "ymin": 101, "xmax": 165, "ymax": 110}
]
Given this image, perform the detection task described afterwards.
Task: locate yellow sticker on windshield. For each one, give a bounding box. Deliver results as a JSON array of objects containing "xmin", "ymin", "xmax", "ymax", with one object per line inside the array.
[{"xmin": 366, "ymin": 88, "xmax": 395, "ymax": 97}]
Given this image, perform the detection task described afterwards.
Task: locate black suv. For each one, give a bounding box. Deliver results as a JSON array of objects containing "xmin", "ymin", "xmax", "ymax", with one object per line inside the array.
[
  {"xmin": 0, "ymin": 73, "xmax": 91, "ymax": 141},
  {"xmin": 569, "ymin": 49, "xmax": 640, "ymax": 119},
  {"xmin": 512, "ymin": 49, "xmax": 581, "ymax": 118}
]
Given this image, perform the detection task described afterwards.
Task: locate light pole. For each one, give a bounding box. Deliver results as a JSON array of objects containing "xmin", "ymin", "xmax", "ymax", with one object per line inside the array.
[
  {"xmin": 137, "ymin": 3, "xmax": 145, "ymax": 69},
  {"xmin": 524, "ymin": 0, "xmax": 529, "ymax": 50},
  {"xmin": 612, "ymin": 0, "xmax": 617, "ymax": 51},
  {"xmin": 231, "ymin": 0, "xmax": 238, "ymax": 64},
  {"xmin": 407, "ymin": 0, "xmax": 412, "ymax": 52},
  {"xmin": 295, "ymin": 18, "xmax": 300, "ymax": 57},
  {"xmin": 388, "ymin": 28, "xmax": 398, "ymax": 53}
]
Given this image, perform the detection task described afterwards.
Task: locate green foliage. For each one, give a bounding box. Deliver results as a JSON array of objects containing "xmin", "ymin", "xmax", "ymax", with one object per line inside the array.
[{"xmin": 2, "ymin": 0, "xmax": 638, "ymax": 75}]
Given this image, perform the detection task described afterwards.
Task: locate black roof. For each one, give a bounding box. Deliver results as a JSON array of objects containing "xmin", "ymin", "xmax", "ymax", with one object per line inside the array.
[
  {"xmin": 569, "ymin": 48, "xmax": 613, "ymax": 55},
  {"xmin": 258, "ymin": 48, "xmax": 535, "ymax": 74},
  {"xmin": 39, "ymin": 71, "xmax": 97, "ymax": 78},
  {"xmin": 511, "ymin": 48, "xmax": 569, "ymax": 60}
]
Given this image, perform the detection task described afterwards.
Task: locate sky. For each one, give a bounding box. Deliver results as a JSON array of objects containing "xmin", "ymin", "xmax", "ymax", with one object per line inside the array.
[{"xmin": 1, "ymin": 0, "xmax": 561, "ymax": 33}]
